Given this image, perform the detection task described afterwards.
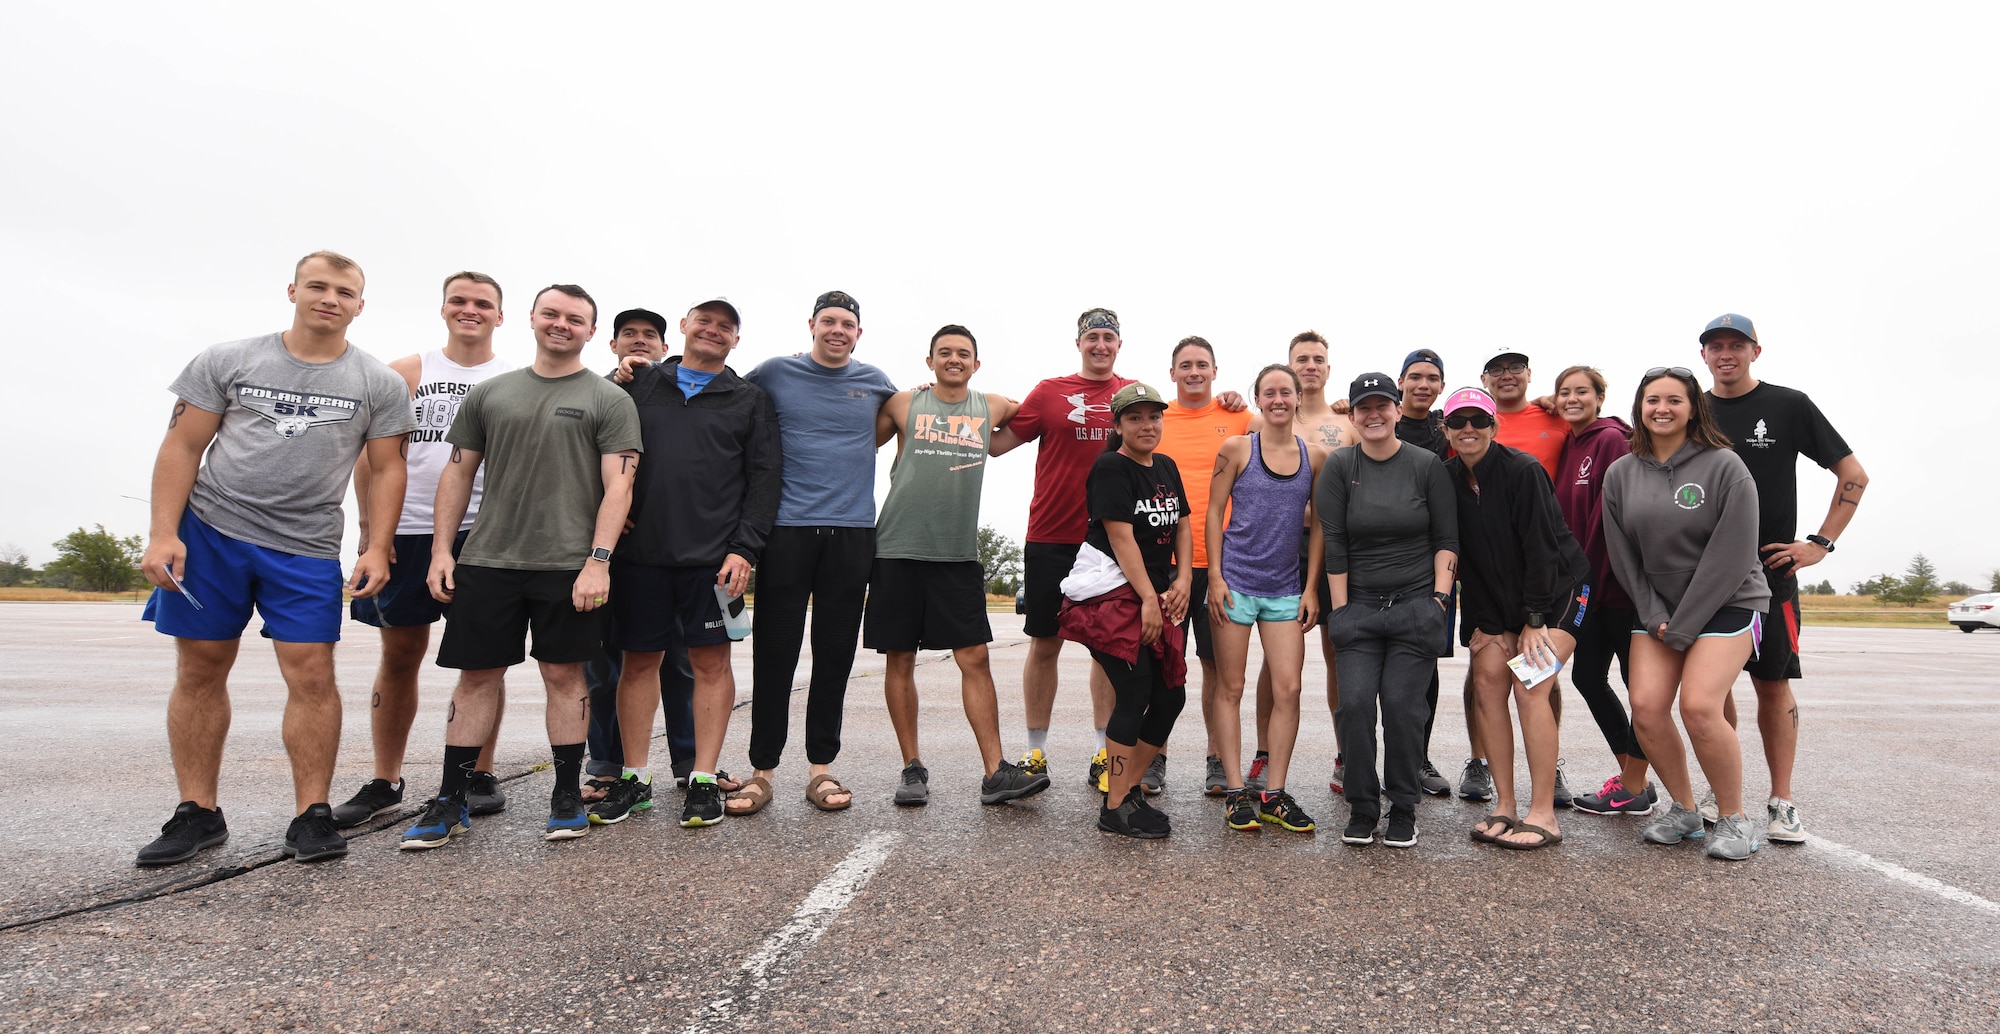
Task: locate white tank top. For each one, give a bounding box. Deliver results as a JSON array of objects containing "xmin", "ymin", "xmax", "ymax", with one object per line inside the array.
[{"xmin": 398, "ymin": 349, "xmax": 512, "ymax": 535}]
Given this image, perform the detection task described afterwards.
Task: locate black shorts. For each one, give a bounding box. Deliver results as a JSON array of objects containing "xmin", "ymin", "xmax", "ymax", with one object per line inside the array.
[
  {"xmin": 1745, "ymin": 571, "xmax": 1802, "ymax": 681},
  {"xmin": 1181, "ymin": 568, "xmax": 1213, "ymax": 661},
  {"xmin": 609, "ymin": 560, "xmax": 731, "ymax": 652},
  {"xmin": 1631, "ymin": 605, "xmax": 1762, "ymax": 640},
  {"xmin": 350, "ymin": 531, "xmax": 466, "ymax": 628},
  {"xmin": 1023, "ymin": 541, "xmax": 1081, "ymax": 639},
  {"xmin": 1468, "ymin": 581, "xmax": 1593, "ymax": 640},
  {"xmin": 863, "ymin": 558, "xmax": 993, "ymax": 652},
  {"xmin": 435, "ymin": 565, "xmax": 608, "ymax": 669}
]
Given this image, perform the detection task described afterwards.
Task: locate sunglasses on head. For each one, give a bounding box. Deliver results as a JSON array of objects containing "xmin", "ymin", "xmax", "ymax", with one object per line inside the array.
[
  {"xmin": 1644, "ymin": 366, "xmax": 1696, "ymax": 381},
  {"xmin": 1444, "ymin": 411, "xmax": 1495, "ymax": 429}
]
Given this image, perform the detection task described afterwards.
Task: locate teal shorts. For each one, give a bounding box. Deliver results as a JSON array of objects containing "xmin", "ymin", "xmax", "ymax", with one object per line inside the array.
[{"xmin": 1221, "ymin": 591, "xmax": 1302, "ymax": 626}]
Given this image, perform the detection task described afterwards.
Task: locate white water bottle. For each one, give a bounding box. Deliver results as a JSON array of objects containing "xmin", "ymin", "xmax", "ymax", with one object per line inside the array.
[{"xmin": 714, "ymin": 584, "xmax": 753, "ymax": 641}]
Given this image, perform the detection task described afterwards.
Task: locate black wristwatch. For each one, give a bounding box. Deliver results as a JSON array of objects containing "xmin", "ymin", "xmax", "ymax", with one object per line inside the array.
[
  {"xmin": 588, "ymin": 546, "xmax": 613, "ymax": 563},
  {"xmin": 1526, "ymin": 612, "xmax": 1545, "ymax": 629},
  {"xmin": 1432, "ymin": 591, "xmax": 1452, "ymax": 608},
  {"xmin": 1805, "ymin": 534, "xmax": 1835, "ymax": 553}
]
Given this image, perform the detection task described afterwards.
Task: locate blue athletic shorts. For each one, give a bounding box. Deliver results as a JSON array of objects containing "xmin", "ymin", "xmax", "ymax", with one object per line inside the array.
[
  {"xmin": 1221, "ymin": 590, "xmax": 1303, "ymax": 626},
  {"xmin": 350, "ymin": 531, "xmax": 466, "ymax": 628},
  {"xmin": 142, "ymin": 510, "xmax": 344, "ymax": 643}
]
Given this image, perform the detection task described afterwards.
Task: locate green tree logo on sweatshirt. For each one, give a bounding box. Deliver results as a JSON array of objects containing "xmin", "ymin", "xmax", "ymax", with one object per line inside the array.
[{"xmin": 1673, "ymin": 483, "xmax": 1707, "ymax": 510}]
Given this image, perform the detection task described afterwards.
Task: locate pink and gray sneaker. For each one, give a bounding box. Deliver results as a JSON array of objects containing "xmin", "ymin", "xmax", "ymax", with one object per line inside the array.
[{"xmin": 1572, "ymin": 774, "xmax": 1657, "ymax": 816}]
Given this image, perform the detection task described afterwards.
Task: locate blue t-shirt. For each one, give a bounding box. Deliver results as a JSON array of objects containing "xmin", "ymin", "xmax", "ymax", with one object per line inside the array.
[
  {"xmin": 677, "ymin": 363, "xmax": 719, "ymax": 398},
  {"xmin": 745, "ymin": 354, "xmax": 896, "ymax": 526}
]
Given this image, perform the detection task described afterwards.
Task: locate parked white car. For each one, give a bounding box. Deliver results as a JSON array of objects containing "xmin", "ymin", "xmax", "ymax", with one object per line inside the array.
[{"xmin": 1948, "ymin": 593, "xmax": 2000, "ymax": 632}]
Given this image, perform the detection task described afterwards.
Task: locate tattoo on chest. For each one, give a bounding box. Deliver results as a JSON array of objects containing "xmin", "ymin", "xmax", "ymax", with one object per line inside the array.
[{"xmin": 1315, "ymin": 423, "xmax": 1344, "ymax": 447}]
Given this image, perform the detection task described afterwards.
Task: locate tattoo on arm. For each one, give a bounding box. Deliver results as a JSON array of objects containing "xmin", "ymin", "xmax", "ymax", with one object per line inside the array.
[
  {"xmin": 1838, "ymin": 480, "xmax": 1863, "ymax": 507},
  {"xmin": 1212, "ymin": 453, "xmax": 1229, "ymax": 475},
  {"xmin": 399, "ymin": 436, "xmax": 410, "ymax": 459},
  {"xmin": 168, "ymin": 401, "xmax": 186, "ymax": 428},
  {"xmin": 450, "ymin": 446, "xmax": 463, "ymax": 464},
  {"xmin": 620, "ymin": 454, "xmax": 636, "ymax": 474}
]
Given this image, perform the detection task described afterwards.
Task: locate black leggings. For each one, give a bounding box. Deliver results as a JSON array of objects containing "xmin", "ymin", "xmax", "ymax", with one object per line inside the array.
[
  {"xmin": 1091, "ymin": 647, "xmax": 1186, "ymax": 748},
  {"xmin": 1568, "ymin": 603, "xmax": 1645, "ymax": 762},
  {"xmin": 750, "ymin": 526, "xmax": 875, "ymax": 769}
]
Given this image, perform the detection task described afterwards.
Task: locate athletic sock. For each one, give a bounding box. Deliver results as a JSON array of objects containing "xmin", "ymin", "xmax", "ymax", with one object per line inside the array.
[
  {"xmin": 551, "ymin": 743, "xmax": 585, "ymax": 797},
  {"xmin": 691, "ymin": 771, "xmax": 716, "ymax": 784},
  {"xmin": 1026, "ymin": 728, "xmax": 1049, "ymax": 753},
  {"xmin": 440, "ymin": 745, "xmax": 481, "ymax": 800},
  {"xmin": 1094, "ymin": 727, "xmax": 1108, "ymax": 751},
  {"xmin": 622, "ymin": 766, "xmax": 652, "ymax": 785}
]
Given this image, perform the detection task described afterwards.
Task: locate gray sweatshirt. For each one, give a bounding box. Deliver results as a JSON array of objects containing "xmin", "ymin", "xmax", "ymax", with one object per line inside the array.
[{"xmin": 1601, "ymin": 439, "xmax": 1769, "ymax": 651}]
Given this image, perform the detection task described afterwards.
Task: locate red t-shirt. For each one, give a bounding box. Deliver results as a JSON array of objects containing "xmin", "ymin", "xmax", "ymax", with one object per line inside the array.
[
  {"xmin": 1009, "ymin": 372, "xmax": 1134, "ymax": 544},
  {"xmin": 1495, "ymin": 405, "xmax": 1567, "ymax": 480}
]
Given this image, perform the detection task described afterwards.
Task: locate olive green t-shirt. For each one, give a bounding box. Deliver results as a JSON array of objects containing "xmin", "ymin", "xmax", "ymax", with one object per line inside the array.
[{"xmin": 446, "ymin": 368, "xmax": 642, "ymax": 570}]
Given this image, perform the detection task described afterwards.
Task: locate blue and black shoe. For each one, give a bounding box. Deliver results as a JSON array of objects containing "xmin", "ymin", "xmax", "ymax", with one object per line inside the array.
[
  {"xmin": 544, "ymin": 788, "xmax": 590, "ymax": 841},
  {"xmin": 400, "ymin": 795, "xmax": 470, "ymax": 851}
]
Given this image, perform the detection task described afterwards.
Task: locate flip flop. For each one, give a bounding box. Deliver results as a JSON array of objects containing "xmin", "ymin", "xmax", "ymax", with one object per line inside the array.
[
  {"xmin": 806, "ymin": 773, "xmax": 853, "ymax": 812},
  {"xmin": 724, "ymin": 775, "xmax": 773, "ymax": 816},
  {"xmin": 714, "ymin": 769, "xmax": 743, "ymax": 793},
  {"xmin": 580, "ymin": 776, "xmax": 619, "ymax": 803},
  {"xmin": 1470, "ymin": 813, "xmax": 1517, "ymax": 844},
  {"xmin": 1498, "ymin": 822, "xmax": 1563, "ymax": 850}
]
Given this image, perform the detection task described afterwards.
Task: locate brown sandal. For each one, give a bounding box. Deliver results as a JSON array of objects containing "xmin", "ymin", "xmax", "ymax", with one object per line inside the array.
[
  {"xmin": 1470, "ymin": 813, "xmax": 1517, "ymax": 844},
  {"xmin": 581, "ymin": 776, "xmax": 619, "ymax": 803},
  {"xmin": 805, "ymin": 773, "xmax": 853, "ymax": 812},
  {"xmin": 725, "ymin": 775, "xmax": 773, "ymax": 816},
  {"xmin": 1498, "ymin": 822, "xmax": 1563, "ymax": 850}
]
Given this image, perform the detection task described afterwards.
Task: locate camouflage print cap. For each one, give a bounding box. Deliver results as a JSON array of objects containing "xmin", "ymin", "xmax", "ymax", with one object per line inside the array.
[{"xmin": 1077, "ymin": 307, "xmax": 1120, "ymax": 336}]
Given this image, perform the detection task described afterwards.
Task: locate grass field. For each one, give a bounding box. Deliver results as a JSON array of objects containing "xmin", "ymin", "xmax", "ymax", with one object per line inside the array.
[{"xmin": 5, "ymin": 589, "xmax": 1985, "ymax": 630}]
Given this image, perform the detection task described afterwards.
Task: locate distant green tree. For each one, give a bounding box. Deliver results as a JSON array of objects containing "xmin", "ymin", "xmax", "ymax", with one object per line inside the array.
[
  {"xmin": 1803, "ymin": 579, "xmax": 1836, "ymax": 596},
  {"xmin": 1942, "ymin": 580, "xmax": 1976, "ymax": 596},
  {"xmin": 1876, "ymin": 553, "xmax": 1941, "ymax": 608},
  {"xmin": 1853, "ymin": 574, "xmax": 1899, "ymax": 596},
  {"xmin": 1990, "ymin": 569, "xmax": 2000, "ymax": 593},
  {"xmin": 978, "ymin": 525, "xmax": 1023, "ymax": 596},
  {"xmin": 0, "ymin": 543, "xmax": 32, "ymax": 587},
  {"xmin": 44, "ymin": 525, "xmax": 143, "ymax": 592}
]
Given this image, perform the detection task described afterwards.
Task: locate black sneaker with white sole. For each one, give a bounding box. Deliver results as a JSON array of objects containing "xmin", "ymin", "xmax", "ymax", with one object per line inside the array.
[
  {"xmin": 283, "ymin": 803, "xmax": 349, "ymax": 862},
  {"xmin": 980, "ymin": 760, "xmax": 1050, "ymax": 805},
  {"xmin": 466, "ymin": 771, "xmax": 507, "ymax": 816},
  {"xmin": 681, "ymin": 779, "xmax": 725, "ymax": 827},
  {"xmin": 1341, "ymin": 814, "xmax": 1376, "ymax": 845},
  {"xmin": 136, "ymin": 801, "xmax": 229, "ymax": 867},
  {"xmin": 588, "ymin": 774, "xmax": 653, "ymax": 825},
  {"xmin": 1383, "ymin": 811, "xmax": 1419, "ymax": 848},
  {"xmin": 330, "ymin": 778, "xmax": 404, "ymax": 828}
]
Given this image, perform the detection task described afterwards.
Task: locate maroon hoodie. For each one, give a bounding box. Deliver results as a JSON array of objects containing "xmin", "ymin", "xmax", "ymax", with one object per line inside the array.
[{"xmin": 1554, "ymin": 415, "xmax": 1634, "ymax": 610}]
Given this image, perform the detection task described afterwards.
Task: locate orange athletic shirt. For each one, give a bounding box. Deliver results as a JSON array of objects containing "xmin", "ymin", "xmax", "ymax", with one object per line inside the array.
[
  {"xmin": 1158, "ymin": 398, "xmax": 1253, "ymax": 568},
  {"xmin": 1495, "ymin": 405, "xmax": 1568, "ymax": 480}
]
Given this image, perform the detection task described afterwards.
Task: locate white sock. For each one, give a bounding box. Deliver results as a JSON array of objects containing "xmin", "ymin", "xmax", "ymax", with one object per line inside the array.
[
  {"xmin": 1026, "ymin": 728, "xmax": 1049, "ymax": 752},
  {"xmin": 623, "ymin": 766, "xmax": 651, "ymax": 785},
  {"xmin": 1094, "ymin": 727, "xmax": 1108, "ymax": 751},
  {"xmin": 692, "ymin": 770, "xmax": 715, "ymax": 784}
]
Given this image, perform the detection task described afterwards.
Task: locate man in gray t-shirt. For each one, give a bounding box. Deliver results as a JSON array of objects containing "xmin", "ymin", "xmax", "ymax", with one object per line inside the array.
[{"xmin": 135, "ymin": 251, "xmax": 414, "ymax": 869}]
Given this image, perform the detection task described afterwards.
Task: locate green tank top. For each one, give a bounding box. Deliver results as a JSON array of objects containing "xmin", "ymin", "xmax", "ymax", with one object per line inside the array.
[{"xmin": 875, "ymin": 390, "xmax": 991, "ymax": 562}]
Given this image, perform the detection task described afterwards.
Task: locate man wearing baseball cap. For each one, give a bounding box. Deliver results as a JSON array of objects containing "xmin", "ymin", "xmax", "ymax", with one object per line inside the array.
[
  {"xmin": 1699, "ymin": 312, "xmax": 1866, "ymax": 843},
  {"xmin": 742, "ymin": 291, "xmax": 897, "ymax": 814},
  {"xmin": 1483, "ymin": 348, "xmax": 1567, "ymax": 480}
]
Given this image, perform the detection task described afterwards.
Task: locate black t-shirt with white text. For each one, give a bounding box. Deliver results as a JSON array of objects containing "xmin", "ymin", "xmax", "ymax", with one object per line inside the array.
[
  {"xmin": 1085, "ymin": 450, "xmax": 1190, "ymax": 593},
  {"xmin": 1707, "ymin": 382, "xmax": 1852, "ymax": 548}
]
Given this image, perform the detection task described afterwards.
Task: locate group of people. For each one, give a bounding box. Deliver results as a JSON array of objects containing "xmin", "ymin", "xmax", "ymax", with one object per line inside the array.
[{"xmin": 131, "ymin": 251, "xmax": 1866, "ymax": 868}]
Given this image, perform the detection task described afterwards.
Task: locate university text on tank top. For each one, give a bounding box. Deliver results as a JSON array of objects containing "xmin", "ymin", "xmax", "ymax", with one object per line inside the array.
[{"xmin": 399, "ymin": 349, "xmax": 513, "ymax": 535}]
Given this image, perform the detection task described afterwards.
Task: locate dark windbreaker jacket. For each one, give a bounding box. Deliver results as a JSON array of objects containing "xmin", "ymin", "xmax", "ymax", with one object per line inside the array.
[
  {"xmin": 1446, "ymin": 442, "xmax": 1591, "ymax": 636},
  {"xmin": 617, "ymin": 358, "xmax": 781, "ymax": 568}
]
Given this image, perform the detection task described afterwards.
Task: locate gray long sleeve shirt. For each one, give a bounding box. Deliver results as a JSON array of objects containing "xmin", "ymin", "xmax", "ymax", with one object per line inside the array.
[
  {"xmin": 1317, "ymin": 442, "xmax": 1458, "ymax": 597},
  {"xmin": 1601, "ymin": 439, "xmax": 1769, "ymax": 651}
]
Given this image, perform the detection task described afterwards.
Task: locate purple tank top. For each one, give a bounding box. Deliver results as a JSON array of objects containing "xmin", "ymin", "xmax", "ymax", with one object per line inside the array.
[{"xmin": 1220, "ymin": 435, "xmax": 1313, "ymax": 597}]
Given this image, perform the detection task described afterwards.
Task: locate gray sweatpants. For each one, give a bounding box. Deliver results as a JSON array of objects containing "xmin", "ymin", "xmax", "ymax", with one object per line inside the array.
[{"xmin": 1327, "ymin": 591, "xmax": 1446, "ymax": 822}]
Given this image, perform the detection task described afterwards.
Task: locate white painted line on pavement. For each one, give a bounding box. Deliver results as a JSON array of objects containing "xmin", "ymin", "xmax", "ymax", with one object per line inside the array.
[
  {"xmin": 679, "ymin": 830, "xmax": 903, "ymax": 1034},
  {"xmin": 1809, "ymin": 835, "xmax": 2000, "ymax": 916}
]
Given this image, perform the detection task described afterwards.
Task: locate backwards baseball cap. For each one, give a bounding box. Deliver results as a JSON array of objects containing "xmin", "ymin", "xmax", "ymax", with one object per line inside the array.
[
  {"xmin": 1401, "ymin": 348, "xmax": 1445, "ymax": 377},
  {"xmin": 1699, "ymin": 313, "xmax": 1757, "ymax": 344},
  {"xmin": 1077, "ymin": 307, "xmax": 1121, "ymax": 336},
  {"xmin": 1442, "ymin": 387, "xmax": 1498, "ymax": 419},
  {"xmin": 812, "ymin": 290, "xmax": 859, "ymax": 321},
  {"xmin": 1110, "ymin": 381, "xmax": 1167, "ymax": 415},
  {"xmin": 1483, "ymin": 348, "xmax": 1530, "ymax": 372},
  {"xmin": 1348, "ymin": 372, "xmax": 1401, "ymax": 406},
  {"xmin": 685, "ymin": 297, "xmax": 741, "ymax": 328},
  {"xmin": 613, "ymin": 308, "xmax": 668, "ymax": 336}
]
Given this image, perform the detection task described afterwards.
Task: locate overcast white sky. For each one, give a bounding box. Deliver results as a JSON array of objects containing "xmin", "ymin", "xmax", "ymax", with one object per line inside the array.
[{"xmin": 2, "ymin": 3, "xmax": 1993, "ymax": 589}]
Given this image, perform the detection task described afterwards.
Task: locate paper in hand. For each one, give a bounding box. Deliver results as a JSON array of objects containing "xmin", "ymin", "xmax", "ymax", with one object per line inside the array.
[{"xmin": 1507, "ymin": 650, "xmax": 1561, "ymax": 689}]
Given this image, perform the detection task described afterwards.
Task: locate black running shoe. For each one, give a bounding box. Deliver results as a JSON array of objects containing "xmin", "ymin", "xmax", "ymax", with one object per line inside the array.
[
  {"xmin": 1384, "ymin": 810, "xmax": 1419, "ymax": 849},
  {"xmin": 980, "ymin": 760, "xmax": 1051, "ymax": 805},
  {"xmin": 1098, "ymin": 788, "xmax": 1167, "ymax": 840},
  {"xmin": 894, "ymin": 760, "xmax": 931, "ymax": 807},
  {"xmin": 1257, "ymin": 790, "xmax": 1317, "ymax": 832},
  {"xmin": 588, "ymin": 774, "xmax": 654, "ymax": 825},
  {"xmin": 1224, "ymin": 790, "xmax": 1262, "ymax": 831},
  {"xmin": 466, "ymin": 771, "xmax": 508, "ymax": 816},
  {"xmin": 681, "ymin": 779, "xmax": 725, "ymax": 828},
  {"xmin": 544, "ymin": 788, "xmax": 590, "ymax": 841},
  {"xmin": 330, "ymin": 778, "xmax": 404, "ymax": 828},
  {"xmin": 1341, "ymin": 814, "xmax": 1376, "ymax": 845},
  {"xmin": 1128, "ymin": 790, "xmax": 1171, "ymax": 836},
  {"xmin": 136, "ymin": 801, "xmax": 229, "ymax": 867},
  {"xmin": 283, "ymin": 803, "xmax": 349, "ymax": 863}
]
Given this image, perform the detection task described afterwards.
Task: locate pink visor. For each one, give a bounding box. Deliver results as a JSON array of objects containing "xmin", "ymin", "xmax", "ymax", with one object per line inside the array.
[{"xmin": 1442, "ymin": 387, "xmax": 1497, "ymax": 419}]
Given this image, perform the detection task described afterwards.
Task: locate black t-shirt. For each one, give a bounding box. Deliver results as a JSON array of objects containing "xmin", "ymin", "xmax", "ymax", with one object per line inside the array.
[
  {"xmin": 1707, "ymin": 382, "xmax": 1851, "ymax": 548},
  {"xmin": 1396, "ymin": 411, "xmax": 1448, "ymax": 460},
  {"xmin": 1085, "ymin": 450, "xmax": 1189, "ymax": 593}
]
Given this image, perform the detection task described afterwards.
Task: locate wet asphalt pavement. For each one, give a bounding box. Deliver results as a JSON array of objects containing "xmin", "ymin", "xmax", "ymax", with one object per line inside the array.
[{"xmin": 1, "ymin": 603, "xmax": 1996, "ymax": 1032}]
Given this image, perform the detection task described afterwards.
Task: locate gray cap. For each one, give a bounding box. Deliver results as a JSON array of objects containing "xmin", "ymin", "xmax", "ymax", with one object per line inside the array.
[
  {"xmin": 687, "ymin": 297, "xmax": 741, "ymax": 328},
  {"xmin": 1699, "ymin": 313, "xmax": 1757, "ymax": 344}
]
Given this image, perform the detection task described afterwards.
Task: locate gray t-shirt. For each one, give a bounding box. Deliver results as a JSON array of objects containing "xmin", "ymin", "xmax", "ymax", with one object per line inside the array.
[
  {"xmin": 447, "ymin": 367, "xmax": 642, "ymax": 571},
  {"xmin": 1317, "ymin": 441, "xmax": 1459, "ymax": 597},
  {"xmin": 170, "ymin": 333, "xmax": 414, "ymax": 559}
]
